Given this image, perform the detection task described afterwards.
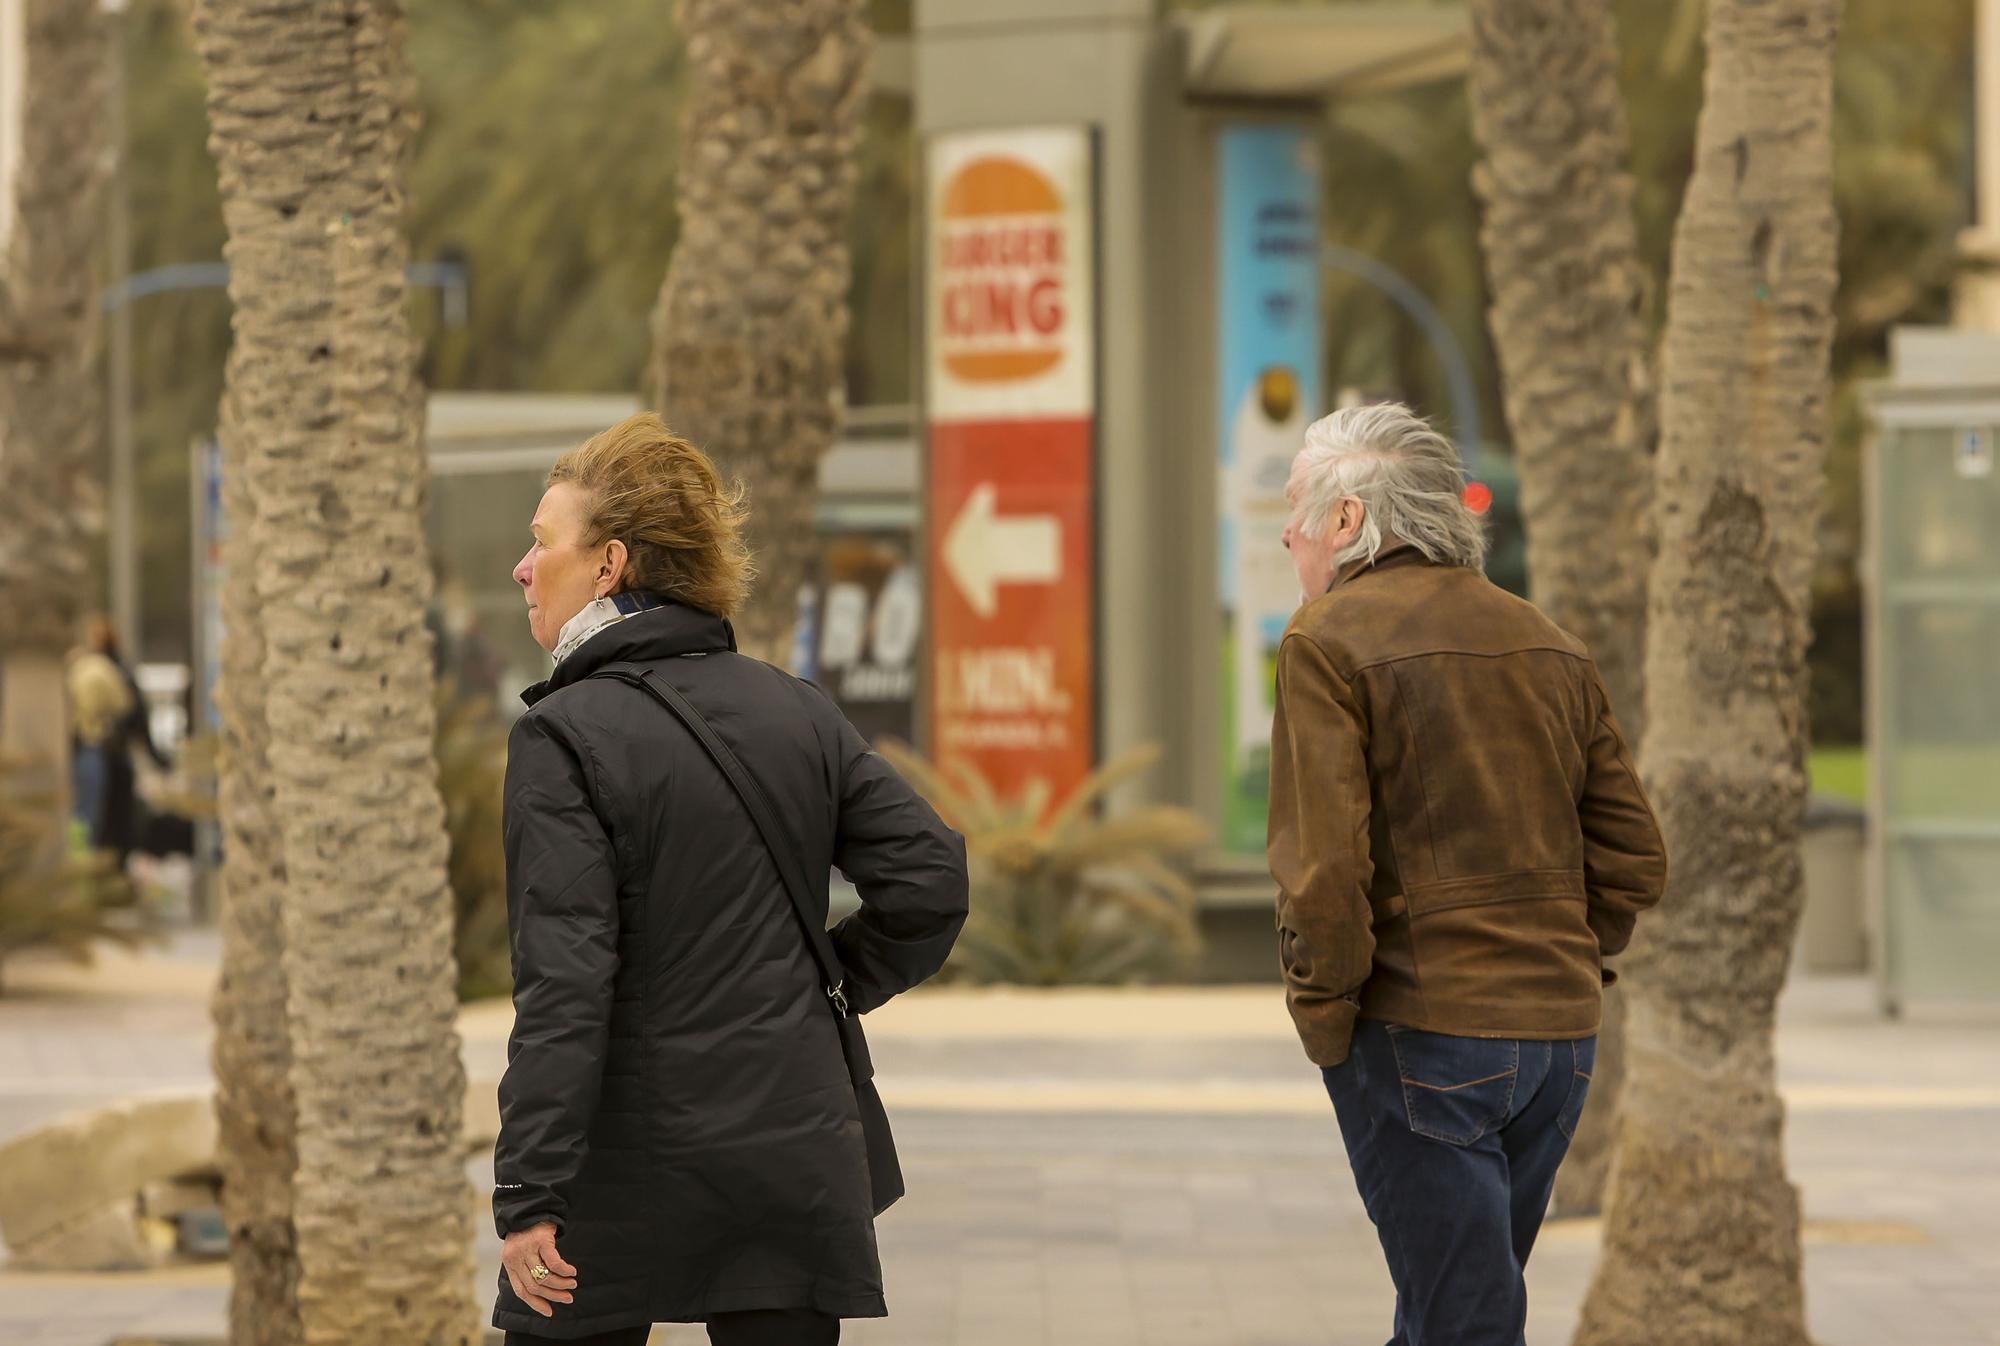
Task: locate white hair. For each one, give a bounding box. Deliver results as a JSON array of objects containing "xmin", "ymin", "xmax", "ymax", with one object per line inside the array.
[{"xmin": 1286, "ymin": 403, "xmax": 1488, "ymax": 572}]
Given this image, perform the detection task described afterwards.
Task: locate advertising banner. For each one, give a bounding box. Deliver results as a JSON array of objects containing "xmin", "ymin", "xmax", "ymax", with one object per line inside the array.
[
  {"xmin": 1217, "ymin": 124, "xmax": 1322, "ymax": 853},
  {"xmin": 795, "ymin": 530, "xmax": 923, "ymax": 745},
  {"xmin": 924, "ymin": 127, "xmax": 1097, "ymax": 807}
]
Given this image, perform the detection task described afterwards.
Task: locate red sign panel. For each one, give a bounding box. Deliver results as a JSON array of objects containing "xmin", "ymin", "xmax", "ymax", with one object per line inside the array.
[
  {"xmin": 928, "ymin": 418, "xmax": 1094, "ymax": 803},
  {"xmin": 925, "ymin": 127, "xmax": 1096, "ymax": 805}
]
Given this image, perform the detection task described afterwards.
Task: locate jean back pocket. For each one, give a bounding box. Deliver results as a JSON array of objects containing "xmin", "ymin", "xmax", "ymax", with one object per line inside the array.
[{"xmin": 1387, "ymin": 1025, "xmax": 1519, "ymax": 1147}]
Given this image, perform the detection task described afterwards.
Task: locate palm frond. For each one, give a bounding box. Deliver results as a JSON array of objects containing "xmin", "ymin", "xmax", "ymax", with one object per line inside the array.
[
  {"xmin": 940, "ymin": 753, "xmax": 1013, "ymax": 831},
  {"xmin": 1049, "ymin": 807, "xmax": 1212, "ymax": 872},
  {"xmin": 885, "ymin": 741, "xmax": 1211, "ymax": 985},
  {"xmin": 1062, "ymin": 926, "xmax": 1182, "ymax": 986},
  {"xmin": 0, "ymin": 756, "xmax": 156, "ymax": 992},
  {"xmin": 433, "ymin": 681, "xmax": 512, "ymax": 1000},
  {"xmin": 1041, "ymin": 743, "xmax": 1164, "ymax": 843},
  {"xmin": 1086, "ymin": 883, "xmax": 1202, "ymax": 955},
  {"xmin": 1017, "ymin": 777, "xmax": 1052, "ymax": 828},
  {"xmin": 1113, "ymin": 852, "xmax": 1201, "ymax": 909},
  {"xmin": 877, "ymin": 738, "xmax": 985, "ymax": 832}
]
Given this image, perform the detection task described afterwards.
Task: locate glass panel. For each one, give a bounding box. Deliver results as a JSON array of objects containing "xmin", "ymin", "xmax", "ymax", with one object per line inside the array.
[
  {"xmin": 1883, "ymin": 601, "xmax": 2000, "ymax": 823},
  {"xmin": 1875, "ymin": 417, "xmax": 2000, "ymax": 1002},
  {"xmin": 426, "ymin": 468, "xmax": 554, "ymax": 711},
  {"xmin": 1885, "ymin": 837, "xmax": 2000, "ymax": 1000},
  {"xmin": 1879, "ymin": 425, "xmax": 2000, "ymax": 584}
]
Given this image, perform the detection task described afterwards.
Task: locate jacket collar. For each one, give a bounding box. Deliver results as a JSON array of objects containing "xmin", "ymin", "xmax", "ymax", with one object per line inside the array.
[
  {"xmin": 1326, "ymin": 537, "xmax": 1428, "ymax": 593},
  {"xmin": 521, "ymin": 597, "xmax": 737, "ymax": 708},
  {"xmin": 550, "ymin": 589, "xmax": 669, "ymax": 665}
]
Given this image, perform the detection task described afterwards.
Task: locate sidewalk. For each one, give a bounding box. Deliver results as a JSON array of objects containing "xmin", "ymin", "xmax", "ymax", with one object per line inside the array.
[{"xmin": 4, "ymin": 934, "xmax": 1998, "ymax": 1345}]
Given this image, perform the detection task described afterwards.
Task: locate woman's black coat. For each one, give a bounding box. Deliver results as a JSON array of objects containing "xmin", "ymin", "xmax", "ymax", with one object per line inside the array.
[{"xmin": 491, "ymin": 602, "xmax": 968, "ymax": 1338}]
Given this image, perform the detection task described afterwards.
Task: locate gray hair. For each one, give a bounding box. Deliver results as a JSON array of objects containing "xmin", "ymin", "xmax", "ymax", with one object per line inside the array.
[{"xmin": 1286, "ymin": 403, "xmax": 1488, "ymax": 572}]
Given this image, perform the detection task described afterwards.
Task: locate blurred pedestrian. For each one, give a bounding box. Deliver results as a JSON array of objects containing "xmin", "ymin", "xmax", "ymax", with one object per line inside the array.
[
  {"xmin": 1268, "ymin": 404, "xmax": 1668, "ymax": 1345},
  {"xmin": 66, "ymin": 614, "xmax": 167, "ymax": 866},
  {"xmin": 493, "ymin": 413, "xmax": 968, "ymax": 1346}
]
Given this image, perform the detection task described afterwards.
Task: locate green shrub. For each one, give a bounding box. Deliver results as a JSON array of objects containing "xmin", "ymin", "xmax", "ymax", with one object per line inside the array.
[
  {"xmin": 434, "ymin": 685, "xmax": 512, "ymax": 1000},
  {"xmin": 877, "ymin": 742, "xmax": 1210, "ymax": 985},
  {"xmin": 0, "ymin": 754, "xmax": 148, "ymax": 994}
]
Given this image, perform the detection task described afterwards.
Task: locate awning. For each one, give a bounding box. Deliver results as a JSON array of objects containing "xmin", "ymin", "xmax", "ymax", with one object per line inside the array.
[{"xmin": 1178, "ymin": 2, "xmax": 1469, "ymax": 101}]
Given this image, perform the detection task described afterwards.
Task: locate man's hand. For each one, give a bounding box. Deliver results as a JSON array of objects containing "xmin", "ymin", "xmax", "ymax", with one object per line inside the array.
[{"xmin": 501, "ymin": 1221, "xmax": 578, "ymax": 1318}]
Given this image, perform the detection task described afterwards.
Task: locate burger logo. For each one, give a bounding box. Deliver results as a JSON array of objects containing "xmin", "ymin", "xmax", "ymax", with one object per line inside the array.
[{"xmin": 936, "ymin": 155, "xmax": 1068, "ymax": 384}]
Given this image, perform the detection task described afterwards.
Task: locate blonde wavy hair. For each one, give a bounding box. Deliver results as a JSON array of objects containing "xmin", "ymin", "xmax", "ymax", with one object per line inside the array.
[{"xmin": 548, "ymin": 413, "xmax": 755, "ymax": 618}]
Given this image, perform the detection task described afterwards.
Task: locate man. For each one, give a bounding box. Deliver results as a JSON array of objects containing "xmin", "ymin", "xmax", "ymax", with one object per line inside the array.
[{"xmin": 1268, "ymin": 404, "xmax": 1667, "ymax": 1345}]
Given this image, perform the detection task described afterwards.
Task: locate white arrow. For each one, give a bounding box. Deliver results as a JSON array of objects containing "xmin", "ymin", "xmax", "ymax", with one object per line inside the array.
[{"xmin": 943, "ymin": 483, "xmax": 1061, "ymax": 619}]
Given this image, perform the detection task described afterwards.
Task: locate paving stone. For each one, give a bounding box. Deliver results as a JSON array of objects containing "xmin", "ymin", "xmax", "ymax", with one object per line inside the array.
[{"xmin": 8, "ymin": 944, "xmax": 2000, "ymax": 1345}]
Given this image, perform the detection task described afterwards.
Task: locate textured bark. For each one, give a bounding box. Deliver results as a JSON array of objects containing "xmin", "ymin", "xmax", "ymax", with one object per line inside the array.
[
  {"xmin": 1468, "ymin": 0, "xmax": 1653, "ymax": 743},
  {"xmin": 0, "ymin": 0, "xmax": 105, "ymax": 795},
  {"xmin": 211, "ymin": 331, "xmax": 301, "ymax": 1342},
  {"xmin": 193, "ymin": 3, "xmax": 476, "ymax": 1342},
  {"xmin": 1467, "ymin": 0, "xmax": 1657, "ymax": 1216},
  {"xmin": 1575, "ymin": 1, "xmax": 1840, "ymax": 1342},
  {"xmin": 1553, "ymin": 981, "xmax": 1625, "ymax": 1214},
  {"xmin": 648, "ymin": 0, "xmax": 872, "ymax": 665}
]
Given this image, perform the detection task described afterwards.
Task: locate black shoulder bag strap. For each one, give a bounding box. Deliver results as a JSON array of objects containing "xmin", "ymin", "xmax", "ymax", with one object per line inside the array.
[{"xmin": 593, "ymin": 661, "xmax": 905, "ymax": 1215}]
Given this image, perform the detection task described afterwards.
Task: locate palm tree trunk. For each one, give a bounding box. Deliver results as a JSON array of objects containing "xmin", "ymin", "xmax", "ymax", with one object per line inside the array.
[
  {"xmin": 212, "ymin": 374, "xmax": 301, "ymax": 1342},
  {"xmin": 648, "ymin": 0, "xmax": 872, "ymax": 665},
  {"xmin": 0, "ymin": 0, "xmax": 106, "ymax": 816},
  {"xmin": 1575, "ymin": 1, "xmax": 1840, "ymax": 1342},
  {"xmin": 193, "ymin": 3, "xmax": 475, "ymax": 1341},
  {"xmin": 1466, "ymin": 0, "xmax": 1655, "ymax": 1216},
  {"xmin": 1553, "ymin": 985, "xmax": 1626, "ymax": 1214}
]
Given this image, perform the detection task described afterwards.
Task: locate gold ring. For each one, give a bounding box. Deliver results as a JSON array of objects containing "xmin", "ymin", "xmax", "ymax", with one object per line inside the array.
[{"xmin": 531, "ymin": 1263, "xmax": 551, "ymax": 1282}]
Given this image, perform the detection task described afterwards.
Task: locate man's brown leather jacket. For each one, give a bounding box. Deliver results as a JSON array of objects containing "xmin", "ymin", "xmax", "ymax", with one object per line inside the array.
[{"xmin": 1268, "ymin": 543, "xmax": 1668, "ymax": 1067}]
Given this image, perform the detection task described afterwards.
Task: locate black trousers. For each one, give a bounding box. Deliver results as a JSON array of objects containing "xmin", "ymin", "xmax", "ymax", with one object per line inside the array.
[{"xmin": 504, "ymin": 1310, "xmax": 840, "ymax": 1345}]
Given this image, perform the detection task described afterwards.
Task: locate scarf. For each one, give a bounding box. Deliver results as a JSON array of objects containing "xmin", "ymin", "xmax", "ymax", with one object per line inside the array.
[{"xmin": 552, "ymin": 590, "xmax": 668, "ymax": 666}]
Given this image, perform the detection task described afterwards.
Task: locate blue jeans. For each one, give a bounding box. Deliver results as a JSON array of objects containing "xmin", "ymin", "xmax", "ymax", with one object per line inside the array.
[
  {"xmin": 1322, "ymin": 1019, "xmax": 1595, "ymax": 1346},
  {"xmin": 71, "ymin": 744, "xmax": 109, "ymax": 845}
]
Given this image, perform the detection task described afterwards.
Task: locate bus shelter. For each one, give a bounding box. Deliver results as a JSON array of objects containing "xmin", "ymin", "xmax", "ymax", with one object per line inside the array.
[{"xmin": 1866, "ymin": 328, "xmax": 2000, "ymax": 1010}]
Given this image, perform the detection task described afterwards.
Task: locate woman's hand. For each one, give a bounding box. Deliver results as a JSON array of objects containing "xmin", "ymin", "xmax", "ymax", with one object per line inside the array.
[{"xmin": 501, "ymin": 1220, "xmax": 578, "ymax": 1318}]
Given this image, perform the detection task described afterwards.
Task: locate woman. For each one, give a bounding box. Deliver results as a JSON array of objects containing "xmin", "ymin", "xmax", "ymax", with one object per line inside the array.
[
  {"xmin": 67, "ymin": 614, "xmax": 168, "ymax": 865},
  {"xmin": 493, "ymin": 413, "xmax": 967, "ymax": 1346}
]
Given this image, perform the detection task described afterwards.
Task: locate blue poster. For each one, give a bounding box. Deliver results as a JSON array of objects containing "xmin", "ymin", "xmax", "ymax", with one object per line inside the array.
[{"xmin": 1217, "ymin": 124, "xmax": 1322, "ymax": 854}]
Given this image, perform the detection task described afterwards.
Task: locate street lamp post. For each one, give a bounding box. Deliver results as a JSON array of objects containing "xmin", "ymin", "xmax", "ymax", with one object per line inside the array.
[
  {"xmin": 103, "ymin": 0, "xmax": 136, "ymax": 654},
  {"xmin": 1322, "ymin": 242, "xmax": 1485, "ymax": 474},
  {"xmin": 99, "ymin": 255, "xmax": 471, "ymax": 671}
]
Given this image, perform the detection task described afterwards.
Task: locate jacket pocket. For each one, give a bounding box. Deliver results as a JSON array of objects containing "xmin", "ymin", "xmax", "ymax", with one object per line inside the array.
[
  {"xmin": 1278, "ymin": 925, "xmax": 1304, "ymax": 981},
  {"xmin": 1386, "ymin": 1025, "xmax": 1518, "ymax": 1146}
]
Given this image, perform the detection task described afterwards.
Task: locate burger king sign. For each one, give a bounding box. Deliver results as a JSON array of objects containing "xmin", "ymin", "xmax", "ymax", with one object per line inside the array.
[
  {"xmin": 928, "ymin": 130, "xmax": 1095, "ymax": 419},
  {"xmin": 925, "ymin": 127, "xmax": 1097, "ymax": 807}
]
